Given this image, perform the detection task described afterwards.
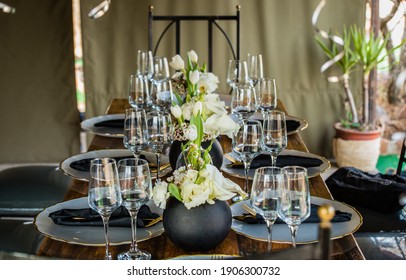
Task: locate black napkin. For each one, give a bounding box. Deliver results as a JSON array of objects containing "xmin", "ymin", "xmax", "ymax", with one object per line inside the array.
[
  {"xmin": 48, "ymin": 205, "xmax": 160, "ymax": 228},
  {"xmin": 228, "ymin": 154, "xmax": 323, "ymax": 169},
  {"xmin": 94, "ymin": 119, "xmax": 124, "ymax": 128},
  {"xmin": 233, "ymin": 204, "xmax": 352, "ymax": 224},
  {"xmin": 286, "ymin": 120, "xmax": 301, "ymax": 133},
  {"xmin": 69, "ymin": 154, "xmax": 148, "ymax": 172}
]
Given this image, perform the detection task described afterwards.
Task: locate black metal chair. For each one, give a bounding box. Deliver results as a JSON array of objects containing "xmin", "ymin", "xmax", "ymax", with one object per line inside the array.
[
  {"xmin": 148, "ymin": 5, "xmax": 240, "ymax": 73},
  {"xmin": 397, "ymin": 137, "xmax": 406, "ymax": 176}
]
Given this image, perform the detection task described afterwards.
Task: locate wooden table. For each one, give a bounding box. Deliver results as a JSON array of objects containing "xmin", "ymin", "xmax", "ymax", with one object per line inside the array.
[{"xmin": 37, "ymin": 98, "xmax": 365, "ymax": 260}]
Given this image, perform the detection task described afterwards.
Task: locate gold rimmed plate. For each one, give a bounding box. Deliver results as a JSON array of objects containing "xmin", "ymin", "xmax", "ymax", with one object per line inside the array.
[
  {"xmin": 60, "ymin": 149, "xmax": 171, "ymax": 181},
  {"xmin": 34, "ymin": 197, "xmax": 164, "ymax": 246},
  {"xmin": 81, "ymin": 114, "xmax": 125, "ymax": 138},
  {"xmin": 231, "ymin": 197, "xmax": 362, "ymax": 244},
  {"xmin": 221, "ymin": 149, "xmax": 330, "ymax": 180}
]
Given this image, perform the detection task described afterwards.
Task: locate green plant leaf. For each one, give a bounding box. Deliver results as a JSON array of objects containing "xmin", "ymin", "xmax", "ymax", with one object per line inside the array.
[{"xmin": 168, "ymin": 183, "xmax": 182, "ymax": 201}]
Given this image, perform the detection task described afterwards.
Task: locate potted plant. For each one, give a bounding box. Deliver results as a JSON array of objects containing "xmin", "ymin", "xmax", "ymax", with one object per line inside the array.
[{"xmin": 315, "ymin": 25, "xmax": 404, "ymax": 171}]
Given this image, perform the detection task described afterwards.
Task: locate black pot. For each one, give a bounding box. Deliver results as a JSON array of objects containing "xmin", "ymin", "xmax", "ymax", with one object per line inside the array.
[
  {"xmin": 163, "ymin": 197, "xmax": 232, "ymax": 252},
  {"xmin": 168, "ymin": 139, "xmax": 223, "ymax": 170}
]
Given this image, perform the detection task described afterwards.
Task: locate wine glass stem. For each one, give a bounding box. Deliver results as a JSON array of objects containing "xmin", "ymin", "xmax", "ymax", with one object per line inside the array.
[
  {"xmin": 155, "ymin": 153, "xmax": 161, "ymax": 181},
  {"xmin": 129, "ymin": 209, "xmax": 140, "ymax": 253},
  {"xmin": 289, "ymin": 225, "xmax": 299, "ymax": 248},
  {"xmin": 101, "ymin": 215, "xmax": 112, "ymax": 260},
  {"xmin": 270, "ymin": 155, "xmax": 277, "ymax": 167},
  {"xmin": 243, "ymin": 161, "xmax": 251, "ymax": 195},
  {"xmin": 265, "ymin": 219, "xmax": 274, "ymax": 253}
]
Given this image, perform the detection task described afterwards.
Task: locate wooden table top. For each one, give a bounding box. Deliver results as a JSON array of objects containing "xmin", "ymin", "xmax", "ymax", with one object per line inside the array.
[{"xmin": 37, "ymin": 98, "xmax": 365, "ymax": 260}]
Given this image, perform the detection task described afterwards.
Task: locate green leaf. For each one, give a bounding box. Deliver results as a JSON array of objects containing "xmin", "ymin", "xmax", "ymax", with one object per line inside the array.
[
  {"xmin": 168, "ymin": 183, "xmax": 182, "ymax": 201},
  {"xmin": 172, "ymin": 91, "xmax": 184, "ymax": 106}
]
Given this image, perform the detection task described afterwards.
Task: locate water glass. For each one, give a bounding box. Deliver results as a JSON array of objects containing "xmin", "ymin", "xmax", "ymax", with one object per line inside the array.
[
  {"xmin": 231, "ymin": 83, "xmax": 257, "ymax": 123},
  {"xmin": 88, "ymin": 158, "xmax": 122, "ymax": 260},
  {"xmin": 278, "ymin": 166, "xmax": 311, "ymax": 248},
  {"xmin": 256, "ymin": 78, "xmax": 277, "ymax": 115},
  {"xmin": 150, "ymin": 79, "xmax": 173, "ymax": 112},
  {"xmin": 123, "ymin": 108, "xmax": 148, "ymax": 159},
  {"xmin": 128, "ymin": 75, "xmax": 151, "ymax": 110},
  {"xmin": 227, "ymin": 59, "xmax": 249, "ymax": 88},
  {"xmin": 262, "ymin": 110, "xmax": 287, "ymax": 166},
  {"xmin": 247, "ymin": 53, "xmax": 263, "ymax": 86}
]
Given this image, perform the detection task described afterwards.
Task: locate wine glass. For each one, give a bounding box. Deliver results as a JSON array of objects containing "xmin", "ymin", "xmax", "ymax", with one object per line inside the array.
[
  {"xmin": 150, "ymin": 79, "xmax": 173, "ymax": 112},
  {"xmin": 117, "ymin": 158, "xmax": 152, "ymax": 260},
  {"xmin": 136, "ymin": 50, "xmax": 154, "ymax": 79},
  {"xmin": 128, "ymin": 75, "xmax": 151, "ymax": 110},
  {"xmin": 123, "ymin": 108, "xmax": 148, "ymax": 159},
  {"xmin": 250, "ymin": 166, "xmax": 286, "ymax": 253},
  {"xmin": 232, "ymin": 120, "xmax": 263, "ymax": 199},
  {"xmin": 247, "ymin": 53, "xmax": 263, "ymax": 86},
  {"xmin": 147, "ymin": 111, "xmax": 173, "ymax": 181},
  {"xmin": 255, "ymin": 78, "xmax": 277, "ymax": 116},
  {"xmin": 151, "ymin": 56, "xmax": 170, "ymax": 83},
  {"xmin": 88, "ymin": 158, "xmax": 122, "ymax": 260},
  {"xmin": 227, "ymin": 59, "xmax": 249, "ymax": 88},
  {"xmin": 262, "ymin": 110, "xmax": 287, "ymax": 166},
  {"xmin": 278, "ymin": 166, "xmax": 311, "ymax": 248},
  {"xmin": 231, "ymin": 83, "xmax": 257, "ymax": 123}
]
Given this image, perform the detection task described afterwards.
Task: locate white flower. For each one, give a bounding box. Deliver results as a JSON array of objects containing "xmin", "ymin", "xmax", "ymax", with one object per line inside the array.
[
  {"xmin": 189, "ymin": 69, "xmax": 200, "ymax": 85},
  {"xmin": 181, "ymin": 103, "xmax": 193, "ymax": 121},
  {"xmin": 185, "ymin": 124, "xmax": 198, "ymax": 141},
  {"xmin": 153, "ymin": 181, "xmax": 170, "ymax": 209},
  {"xmin": 193, "ymin": 101, "xmax": 203, "ymax": 117},
  {"xmin": 181, "ymin": 180, "xmax": 213, "ymax": 209},
  {"xmin": 203, "ymin": 93, "xmax": 228, "ymax": 116},
  {"xmin": 188, "ymin": 50, "xmax": 198, "ymax": 63},
  {"xmin": 205, "ymin": 164, "xmax": 246, "ymax": 201},
  {"xmin": 169, "ymin": 54, "xmax": 185, "ymax": 70},
  {"xmin": 197, "ymin": 72, "xmax": 219, "ymax": 94},
  {"xmin": 171, "ymin": 105, "xmax": 183, "ymax": 119},
  {"xmin": 204, "ymin": 114, "xmax": 240, "ymax": 138}
]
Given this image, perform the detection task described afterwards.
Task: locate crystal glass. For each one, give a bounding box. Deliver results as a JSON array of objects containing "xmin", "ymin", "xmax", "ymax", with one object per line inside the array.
[
  {"xmin": 227, "ymin": 59, "xmax": 249, "ymax": 88},
  {"xmin": 150, "ymin": 79, "xmax": 173, "ymax": 112},
  {"xmin": 147, "ymin": 111, "xmax": 173, "ymax": 181},
  {"xmin": 136, "ymin": 50, "xmax": 154, "ymax": 79},
  {"xmin": 117, "ymin": 158, "xmax": 152, "ymax": 260},
  {"xmin": 232, "ymin": 120, "xmax": 263, "ymax": 199},
  {"xmin": 88, "ymin": 158, "xmax": 122, "ymax": 260},
  {"xmin": 247, "ymin": 53, "xmax": 263, "ymax": 86},
  {"xmin": 128, "ymin": 75, "xmax": 151, "ymax": 110},
  {"xmin": 262, "ymin": 110, "xmax": 287, "ymax": 166},
  {"xmin": 231, "ymin": 83, "xmax": 257, "ymax": 123},
  {"xmin": 278, "ymin": 166, "xmax": 311, "ymax": 248},
  {"xmin": 255, "ymin": 78, "xmax": 277, "ymax": 115},
  {"xmin": 250, "ymin": 166, "xmax": 286, "ymax": 253},
  {"xmin": 123, "ymin": 108, "xmax": 148, "ymax": 159},
  {"xmin": 151, "ymin": 56, "xmax": 170, "ymax": 83}
]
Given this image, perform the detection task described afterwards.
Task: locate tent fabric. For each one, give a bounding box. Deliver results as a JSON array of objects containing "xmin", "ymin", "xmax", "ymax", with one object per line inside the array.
[
  {"xmin": 0, "ymin": 0, "xmax": 80, "ymax": 163},
  {"xmin": 80, "ymin": 0, "xmax": 364, "ymax": 158}
]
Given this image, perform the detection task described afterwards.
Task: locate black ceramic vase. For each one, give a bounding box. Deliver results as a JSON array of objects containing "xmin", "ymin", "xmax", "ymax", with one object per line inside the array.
[
  {"xmin": 168, "ymin": 138, "xmax": 224, "ymax": 170},
  {"xmin": 163, "ymin": 197, "xmax": 232, "ymax": 252}
]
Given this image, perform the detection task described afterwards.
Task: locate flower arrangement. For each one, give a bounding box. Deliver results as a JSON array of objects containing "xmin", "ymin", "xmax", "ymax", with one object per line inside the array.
[{"xmin": 153, "ymin": 50, "xmax": 244, "ymax": 209}]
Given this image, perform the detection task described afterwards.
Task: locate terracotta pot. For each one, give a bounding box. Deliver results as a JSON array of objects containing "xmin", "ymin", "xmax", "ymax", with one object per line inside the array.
[{"xmin": 333, "ymin": 123, "xmax": 382, "ymax": 141}]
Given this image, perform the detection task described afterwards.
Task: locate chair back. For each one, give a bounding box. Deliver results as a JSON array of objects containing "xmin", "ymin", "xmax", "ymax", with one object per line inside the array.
[
  {"xmin": 397, "ymin": 138, "xmax": 406, "ymax": 176},
  {"xmin": 148, "ymin": 5, "xmax": 240, "ymax": 72}
]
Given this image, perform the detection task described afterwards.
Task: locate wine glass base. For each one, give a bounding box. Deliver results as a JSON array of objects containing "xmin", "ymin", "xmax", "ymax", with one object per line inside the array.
[{"xmin": 117, "ymin": 250, "xmax": 151, "ymax": 260}]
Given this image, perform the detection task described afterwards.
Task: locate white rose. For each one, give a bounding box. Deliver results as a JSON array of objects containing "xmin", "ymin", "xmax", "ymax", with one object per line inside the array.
[
  {"xmin": 188, "ymin": 50, "xmax": 198, "ymax": 63},
  {"xmin": 152, "ymin": 181, "xmax": 170, "ymax": 209},
  {"xmin": 193, "ymin": 101, "xmax": 203, "ymax": 117},
  {"xmin": 189, "ymin": 69, "xmax": 200, "ymax": 85},
  {"xmin": 203, "ymin": 93, "xmax": 227, "ymax": 116},
  {"xmin": 204, "ymin": 114, "xmax": 240, "ymax": 138},
  {"xmin": 171, "ymin": 105, "xmax": 183, "ymax": 119},
  {"xmin": 197, "ymin": 72, "xmax": 219, "ymax": 94},
  {"xmin": 185, "ymin": 124, "xmax": 198, "ymax": 141},
  {"xmin": 181, "ymin": 181, "xmax": 212, "ymax": 209},
  {"xmin": 169, "ymin": 54, "xmax": 185, "ymax": 70}
]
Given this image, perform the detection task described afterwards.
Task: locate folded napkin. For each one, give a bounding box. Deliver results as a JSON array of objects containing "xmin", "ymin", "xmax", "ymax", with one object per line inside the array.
[
  {"xmin": 69, "ymin": 154, "xmax": 148, "ymax": 172},
  {"xmin": 233, "ymin": 204, "xmax": 352, "ymax": 224},
  {"xmin": 227, "ymin": 154, "xmax": 323, "ymax": 169},
  {"xmin": 94, "ymin": 119, "xmax": 124, "ymax": 128},
  {"xmin": 286, "ymin": 120, "xmax": 300, "ymax": 133},
  {"xmin": 48, "ymin": 204, "xmax": 161, "ymax": 228}
]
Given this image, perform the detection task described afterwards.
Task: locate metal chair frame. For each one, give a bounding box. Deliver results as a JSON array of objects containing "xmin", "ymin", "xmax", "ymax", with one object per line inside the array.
[{"xmin": 148, "ymin": 5, "xmax": 240, "ymax": 72}]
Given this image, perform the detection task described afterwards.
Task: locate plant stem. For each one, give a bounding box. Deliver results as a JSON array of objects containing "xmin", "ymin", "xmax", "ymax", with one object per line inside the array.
[{"xmin": 342, "ymin": 74, "xmax": 359, "ymax": 123}]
